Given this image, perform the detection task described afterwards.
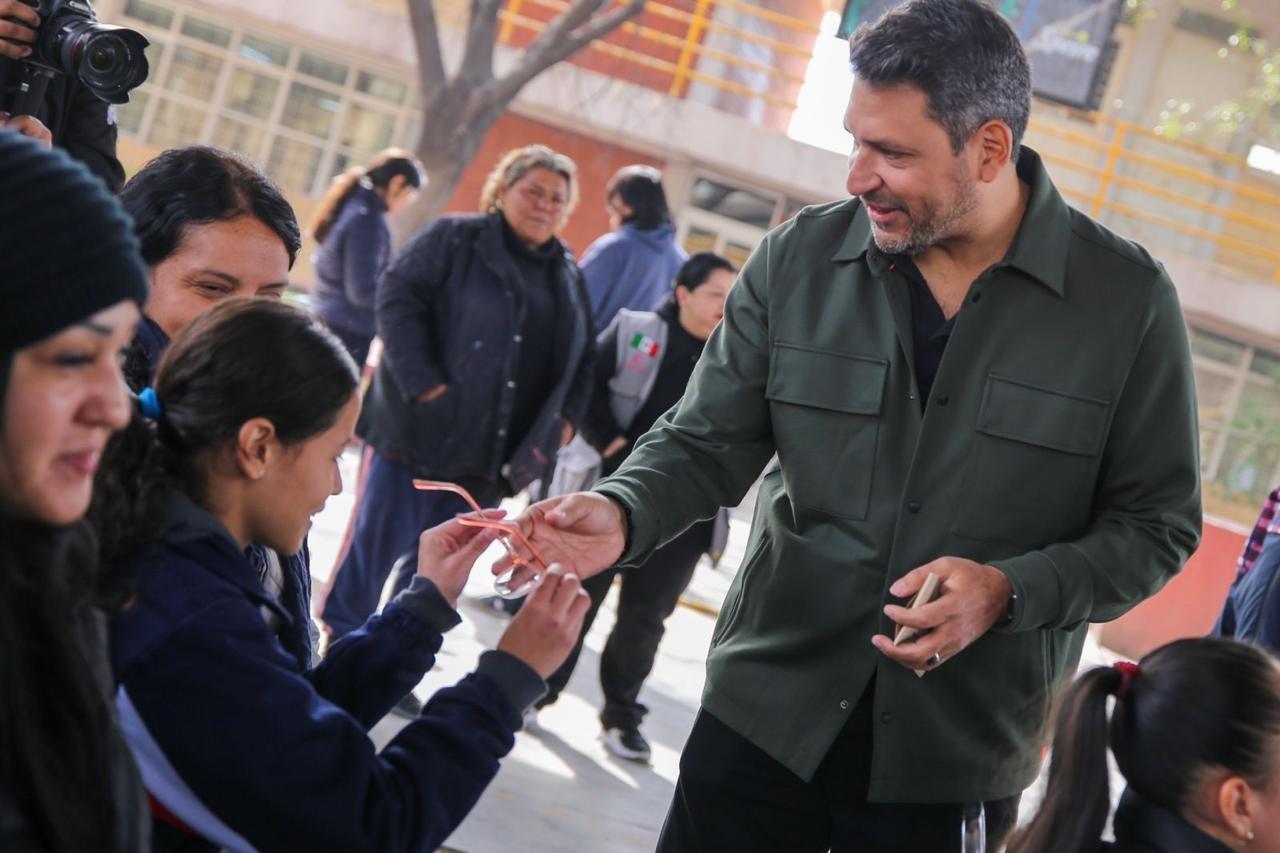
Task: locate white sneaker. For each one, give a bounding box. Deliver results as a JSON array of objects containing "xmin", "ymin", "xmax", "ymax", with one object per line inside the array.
[{"xmin": 601, "ymin": 726, "xmax": 651, "ymax": 763}]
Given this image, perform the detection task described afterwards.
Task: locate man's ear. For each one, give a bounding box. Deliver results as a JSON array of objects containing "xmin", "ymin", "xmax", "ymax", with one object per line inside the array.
[
  {"xmin": 234, "ymin": 417, "xmax": 277, "ymax": 481},
  {"xmin": 974, "ymin": 120, "xmax": 1015, "ymax": 184}
]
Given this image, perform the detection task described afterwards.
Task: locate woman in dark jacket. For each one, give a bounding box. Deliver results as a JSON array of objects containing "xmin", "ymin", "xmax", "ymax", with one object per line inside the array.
[
  {"xmin": 0, "ymin": 134, "xmax": 150, "ymax": 852},
  {"xmin": 321, "ymin": 144, "xmax": 595, "ymax": 643},
  {"xmin": 309, "ymin": 148, "xmax": 423, "ymax": 367},
  {"xmin": 1008, "ymin": 637, "xmax": 1280, "ymax": 853},
  {"xmin": 100, "ymin": 299, "xmax": 589, "ymax": 852}
]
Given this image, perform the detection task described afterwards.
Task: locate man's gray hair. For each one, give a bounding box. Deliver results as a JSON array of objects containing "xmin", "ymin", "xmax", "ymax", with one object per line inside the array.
[{"xmin": 848, "ymin": 0, "xmax": 1031, "ymax": 158}]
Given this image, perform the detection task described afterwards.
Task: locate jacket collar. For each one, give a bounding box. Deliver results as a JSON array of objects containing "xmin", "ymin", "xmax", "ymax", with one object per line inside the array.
[
  {"xmin": 134, "ymin": 315, "xmax": 170, "ymax": 382},
  {"xmin": 1112, "ymin": 789, "xmax": 1235, "ymax": 853},
  {"xmin": 479, "ymin": 211, "xmax": 569, "ymax": 278},
  {"xmin": 832, "ymin": 145, "xmax": 1071, "ymax": 297},
  {"xmin": 163, "ymin": 491, "xmax": 292, "ymax": 625}
]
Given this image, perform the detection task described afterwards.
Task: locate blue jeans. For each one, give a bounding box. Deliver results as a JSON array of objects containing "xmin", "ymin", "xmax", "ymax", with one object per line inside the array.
[{"xmin": 321, "ymin": 450, "xmax": 500, "ymax": 639}]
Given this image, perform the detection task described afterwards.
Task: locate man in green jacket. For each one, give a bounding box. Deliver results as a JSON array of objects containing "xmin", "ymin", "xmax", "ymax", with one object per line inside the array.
[{"xmin": 500, "ymin": 0, "xmax": 1202, "ymax": 848}]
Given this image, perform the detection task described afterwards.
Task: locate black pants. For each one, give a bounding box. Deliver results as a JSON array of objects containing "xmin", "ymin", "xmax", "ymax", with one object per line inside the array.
[
  {"xmin": 539, "ymin": 520, "xmax": 712, "ymax": 729},
  {"xmin": 658, "ymin": 693, "xmax": 1020, "ymax": 853}
]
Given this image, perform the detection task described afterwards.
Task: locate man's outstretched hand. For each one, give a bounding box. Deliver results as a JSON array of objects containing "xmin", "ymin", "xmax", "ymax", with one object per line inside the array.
[{"xmin": 493, "ymin": 492, "xmax": 628, "ymax": 591}]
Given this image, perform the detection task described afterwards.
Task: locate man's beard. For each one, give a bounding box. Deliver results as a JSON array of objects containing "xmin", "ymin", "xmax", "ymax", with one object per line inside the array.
[{"xmin": 863, "ymin": 169, "xmax": 979, "ymax": 256}]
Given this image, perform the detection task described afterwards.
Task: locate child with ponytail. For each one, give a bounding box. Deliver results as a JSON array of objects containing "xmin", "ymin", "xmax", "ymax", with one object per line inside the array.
[
  {"xmin": 1009, "ymin": 637, "xmax": 1280, "ymax": 852},
  {"xmin": 100, "ymin": 298, "xmax": 589, "ymax": 852}
]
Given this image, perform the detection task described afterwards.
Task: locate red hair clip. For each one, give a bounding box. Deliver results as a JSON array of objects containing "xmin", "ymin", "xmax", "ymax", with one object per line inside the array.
[{"xmin": 1113, "ymin": 661, "xmax": 1141, "ymax": 699}]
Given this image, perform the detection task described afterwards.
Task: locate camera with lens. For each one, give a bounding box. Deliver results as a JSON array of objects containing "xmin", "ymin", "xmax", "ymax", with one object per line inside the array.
[{"xmin": 1, "ymin": 0, "xmax": 148, "ymax": 113}]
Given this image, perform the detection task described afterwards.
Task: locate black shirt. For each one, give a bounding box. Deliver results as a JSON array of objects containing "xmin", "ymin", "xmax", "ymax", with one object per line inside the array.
[
  {"xmin": 501, "ymin": 219, "xmax": 560, "ymax": 457},
  {"xmin": 584, "ymin": 299, "xmax": 705, "ymax": 476},
  {"xmin": 893, "ymin": 256, "xmax": 954, "ymax": 409}
]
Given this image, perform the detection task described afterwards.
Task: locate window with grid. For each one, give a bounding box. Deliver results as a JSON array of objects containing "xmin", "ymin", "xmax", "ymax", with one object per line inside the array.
[
  {"xmin": 1192, "ymin": 326, "xmax": 1280, "ymax": 525},
  {"xmin": 108, "ymin": 0, "xmax": 419, "ymax": 197}
]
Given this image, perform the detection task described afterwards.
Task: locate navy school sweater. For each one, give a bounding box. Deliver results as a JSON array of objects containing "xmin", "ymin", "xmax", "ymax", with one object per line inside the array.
[{"xmin": 109, "ymin": 495, "xmax": 545, "ymax": 852}]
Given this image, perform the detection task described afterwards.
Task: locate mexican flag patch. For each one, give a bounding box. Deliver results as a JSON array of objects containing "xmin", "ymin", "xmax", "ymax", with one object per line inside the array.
[{"xmin": 630, "ymin": 333, "xmax": 661, "ymax": 357}]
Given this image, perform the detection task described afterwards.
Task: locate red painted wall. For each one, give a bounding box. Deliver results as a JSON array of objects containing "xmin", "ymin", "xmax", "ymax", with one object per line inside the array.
[
  {"xmin": 1097, "ymin": 519, "xmax": 1246, "ymax": 659},
  {"xmin": 441, "ymin": 112, "xmax": 666, "ymax": 256}
]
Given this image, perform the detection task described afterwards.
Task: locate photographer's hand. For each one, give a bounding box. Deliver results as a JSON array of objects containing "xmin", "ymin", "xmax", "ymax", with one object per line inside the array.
[
  {"xmin": 0, "ymin": 0, "xmax": 39, "ymax": 60},
  {"xmin": 0, "ymin": 112, "xmax": 51, "ymax": 148}
]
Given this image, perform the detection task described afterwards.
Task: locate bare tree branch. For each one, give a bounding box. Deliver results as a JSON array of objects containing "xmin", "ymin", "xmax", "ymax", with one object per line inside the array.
[
  {"xmin": 402, "ymin": 0, "xmax": 646, "ymax": 233},
  {"xmin": 493, "ymin": 0, "xmax": 646, "ymax": 102},
  {"xmin": 525, "ymin": 0, "xmax": 608, "ymax": 51},
  {"xmin": 407, "ymin": 0, "xmax": 448, "ymax": 103},
  {"xmin": 460, "ymin": 0, "xmax": 505, "ymax": 87}
]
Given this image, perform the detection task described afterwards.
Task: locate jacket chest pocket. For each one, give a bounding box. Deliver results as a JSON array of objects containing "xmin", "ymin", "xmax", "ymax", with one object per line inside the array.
[
  {"xmin": 765, "ymin": 343, "xmax": 887, "ymax": 521},
  {"xmin": 952, "ymin": 375, "xmax": 1110, "ymax": 548}
]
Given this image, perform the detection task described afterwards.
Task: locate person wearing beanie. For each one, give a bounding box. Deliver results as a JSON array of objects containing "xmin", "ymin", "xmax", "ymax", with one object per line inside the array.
[{"xmin": 0, "ymin": 131, "xmax": 151, "ymax": 852}]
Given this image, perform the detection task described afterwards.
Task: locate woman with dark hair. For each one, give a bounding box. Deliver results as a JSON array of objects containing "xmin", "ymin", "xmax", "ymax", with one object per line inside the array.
[
  {"xmin": 1009, "ymin": 637, "xmax": 1280, "ymax": 853},
  {"xmin": 0, "ymin": 133, "xmax": 150, "ymax": 851},
  {"xmin": 309, "ymin": 148, "xmax": 424, "ymax": 366},
  {"xmin": 579, "ymin": 164, "xmax": 687, "ymax": 329},
  {"xmin": 102, "ymin": 298, "xmax": 590, "ymax": 851},
  {"xmin": 117, "ymin": 144, "xmax": 302, "ymax": 390},
  {"xmin": 320, "ymin": 144, "xmax": 596, "ymax": 650}
]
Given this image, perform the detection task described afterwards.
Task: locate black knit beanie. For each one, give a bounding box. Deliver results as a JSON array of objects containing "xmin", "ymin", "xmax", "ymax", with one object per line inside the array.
[{"xmin": 0, "ymin": 132, "xmax": 149, "ymax": 355}]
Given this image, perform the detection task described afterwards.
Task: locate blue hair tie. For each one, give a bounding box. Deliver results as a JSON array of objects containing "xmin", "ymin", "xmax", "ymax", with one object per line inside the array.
[{"xmin": 138, "ymin": 387, "xmax": 163, "ymax": 420}]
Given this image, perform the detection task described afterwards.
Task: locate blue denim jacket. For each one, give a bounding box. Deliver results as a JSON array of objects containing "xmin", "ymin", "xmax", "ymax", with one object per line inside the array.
[{"xmin": 1214, "ymin": 531, "xmax": 1280, "ymax": 652}]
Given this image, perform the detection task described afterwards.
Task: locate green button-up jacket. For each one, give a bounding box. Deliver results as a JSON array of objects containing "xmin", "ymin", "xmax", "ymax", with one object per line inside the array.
[{"xmin": 595, "ymin": 148, "xmax": 1201, "ymax": 803}]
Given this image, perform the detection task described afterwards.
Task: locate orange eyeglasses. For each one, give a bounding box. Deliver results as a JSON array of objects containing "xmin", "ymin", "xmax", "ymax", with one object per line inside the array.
[{"xmin": 412, "ymin": 480, "xmax": 547, "ymax": 599}]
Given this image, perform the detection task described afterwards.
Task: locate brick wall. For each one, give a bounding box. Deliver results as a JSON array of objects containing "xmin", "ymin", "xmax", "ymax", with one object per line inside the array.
[{"xmin": 441, "ymin": 111, "xmax": 667, "ymax": 256}]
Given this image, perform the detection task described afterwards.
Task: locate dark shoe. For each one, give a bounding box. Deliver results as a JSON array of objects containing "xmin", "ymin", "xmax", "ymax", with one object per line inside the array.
[
  {"xmin": 391, "ymin": 692, "xmax": 423, "ymax": 719},
  {"xmin": 601, "ymin": 726, "xmax": 651, "ymax": 763}
]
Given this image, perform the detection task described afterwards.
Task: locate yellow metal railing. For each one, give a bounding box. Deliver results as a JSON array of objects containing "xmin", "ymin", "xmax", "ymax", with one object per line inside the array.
[
  {"xmin": 1028, "ymin": 114, "xmax": 1280, "ymax": 282},
  {"xmin": 498, "ymin": 0, "xmax": 1280, "ymax": 285},
  {"xmin": 498, "ymin": 0, "xmax": 816, "ymax": 104}
]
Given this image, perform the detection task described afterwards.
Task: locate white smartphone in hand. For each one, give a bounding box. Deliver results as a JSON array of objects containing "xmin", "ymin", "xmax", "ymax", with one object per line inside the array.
[
  {"xmin": 892, "ymin": 572, "xmax": 941, "ymax": 647},
  {"xmin": 892, "ymin": 572, "xmax": 942, "ymax": 678}
]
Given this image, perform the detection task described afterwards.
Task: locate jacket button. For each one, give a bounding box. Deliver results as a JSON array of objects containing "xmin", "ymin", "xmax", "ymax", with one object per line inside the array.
[
  {"xmin": 880, "ymin": 712, "xmax": 893, "ymax": 725},
  {"xmin": 971, "ymin": 291, "xmax": 983, "ymax": 304},
  {"xmin": 513, "ymin": 334, "xmax": 523, "ymax": 343},
  {"xmin": 907, "ymin": 500, "xmax": 921, "ymax": 513},
  {"xmin": 507, "ymin": 380, "xmax": 517, "ymax": 389},
  {"xmin": 839, "ymin": 699, "xmax": 849, "ymax": 710},
  {"xmin": 908, "ymin": 392, "xmax": 916, "ymax": 400},
  {"xmin": 936, "ymin": 394, "xmax": 949, "ymax": 406},
  {"xmin": 498, "ymin": 428, "xmax": 507, "ymax": 437}
]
